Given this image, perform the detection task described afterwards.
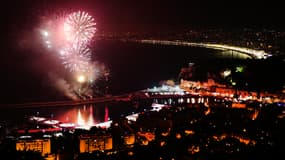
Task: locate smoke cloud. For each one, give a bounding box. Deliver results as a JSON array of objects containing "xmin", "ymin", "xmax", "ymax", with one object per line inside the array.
[{"xmin": 48, "ymin": 72, "xmax": 79, "ymax": 100}]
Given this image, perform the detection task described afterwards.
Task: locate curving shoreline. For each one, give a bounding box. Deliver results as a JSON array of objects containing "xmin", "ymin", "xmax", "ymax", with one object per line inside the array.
[{"xmin": 134, "ymin": 39, "xmax": 272, "ymax": 59}]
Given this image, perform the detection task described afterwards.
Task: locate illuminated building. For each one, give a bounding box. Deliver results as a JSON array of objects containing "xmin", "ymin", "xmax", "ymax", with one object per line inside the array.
[
  {"xmin": 123, "ymin": 134, "xmax": 135, "ymax": 146},
  {"xmin": 16, "ymin": 138, "xmax": 51, "ymax": 156},
  {"xmin": 232, "ymin": 102, "xmax": 246, "ymax": 108},
  {"xmin": 79, "ymin": 134, "xmax": 112, "ymax": 153}
]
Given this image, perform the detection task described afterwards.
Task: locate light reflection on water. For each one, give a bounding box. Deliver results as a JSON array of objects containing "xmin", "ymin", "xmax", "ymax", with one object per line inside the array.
[{"xmin": 0, "ymin": 102, "xmax": 137, "ymax": 126}]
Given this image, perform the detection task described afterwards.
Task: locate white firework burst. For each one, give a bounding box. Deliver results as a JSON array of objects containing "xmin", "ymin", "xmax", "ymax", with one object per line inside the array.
[
  {"xmin": 60, "ymin": 45, "xmax": 92, "ymax": 72},
  {"xmin": 64, "ymin": 11, "xmax": 96, "ymax": 44}
]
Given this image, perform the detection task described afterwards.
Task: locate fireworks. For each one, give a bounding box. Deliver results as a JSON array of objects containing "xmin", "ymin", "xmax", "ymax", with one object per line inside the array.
[
  {"xmin": 77, "ymin": 75, "xmax": 86, "ymax": 83},
  {"xmin": 60, "ymin": 44, "xmax": 92, "ymax": 72},
  {"xmin": 39, "ymin": 15, "xmax": 67, "ymax": 51},
  {"xmin": 38, "ymin": 10, "xmax": 105, "ymax": 99},
  {"xmin": 40, "ymin": 30, "xmax": 52, "ymax": 48},
  {"xmin": 39, "ymin": 10, "xmax": 96, "ymax": 73},
  {"xmin": 62, "ymin": 11, "xmax": 95, "ymax": 73},
  {"xmin": 64, "ymin": 11, "xmax": 96, "ymax": 45}
]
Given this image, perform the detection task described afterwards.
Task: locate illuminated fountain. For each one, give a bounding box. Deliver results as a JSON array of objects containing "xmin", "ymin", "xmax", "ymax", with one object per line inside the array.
[
  {"xmin": 77, "ymin": 109, "xmax": 85, "ymax": 126},
  {"xmin": 104, "ymin": 106, "xmax": 109, "ymax": 122},
  {"xmin": 87, "ymin": 105, "xmax": 95, "ymax": 127}
]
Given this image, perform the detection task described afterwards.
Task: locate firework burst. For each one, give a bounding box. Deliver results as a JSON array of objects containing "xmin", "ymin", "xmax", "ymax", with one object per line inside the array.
[
  {"xmin": 64, "ymin": 11, "xmax": 96, "ymax": 45},
  {"xmin": 38, "ymin": 10, "xmax": 105, "ymax": 99},
  {"xmin": 60, "ymin": 45, "xmax": 92, "ymax": 72}
]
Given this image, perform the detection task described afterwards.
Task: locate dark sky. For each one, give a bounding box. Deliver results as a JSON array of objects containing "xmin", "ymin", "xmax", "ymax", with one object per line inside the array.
[
  {"xmin": 0, "ymin": 0, "xmax": 284, "ymax": 33},
  {"xmin": 0, "ymin": 0, "xmax": 283, "ymax": 104}
]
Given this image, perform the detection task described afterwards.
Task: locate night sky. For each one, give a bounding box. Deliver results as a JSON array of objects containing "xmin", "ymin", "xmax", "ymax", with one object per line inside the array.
[
  {"xmin": 0, "ymin": 0, "xmax": 283, "ymax": 104},
  {"xmin": 1, "ymin": 0, "xmax": 284, "ymax": 32}
]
